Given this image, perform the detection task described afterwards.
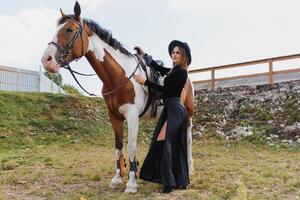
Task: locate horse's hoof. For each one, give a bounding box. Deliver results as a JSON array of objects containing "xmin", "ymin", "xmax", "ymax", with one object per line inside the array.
[
  {"xmin": 109, "ymin": 177, "xmax": 122, "ymax": 189},
  {"xmin": 189, "ymin": 165, "xmax": 195, "ymax": 176},
  {"xmin": 125, "ymin": 186, "xmax": 138, "ymax": 193},
  {"xmin": 125, "ymin": 182, "xmax": 138, "ymax": 193}
]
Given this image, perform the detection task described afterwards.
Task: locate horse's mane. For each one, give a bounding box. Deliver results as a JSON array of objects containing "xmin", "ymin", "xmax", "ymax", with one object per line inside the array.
[{"xmin": 58, "ymin": 15, "xmax": 133, "ymax": 57}]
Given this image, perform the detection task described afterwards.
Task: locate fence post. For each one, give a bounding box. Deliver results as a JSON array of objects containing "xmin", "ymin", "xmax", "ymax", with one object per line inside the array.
[
  {"xmin": 17, "ymin": 68, "xmax": 20, "ymax": 91},
  {"xmin": 211, "ymin": 69, "xmax": 215, "ymax": 91},
  {"xmin": 38, "ymin": 65, "xmax": 41, "ymax": 92},
  {"xmin": 268, "ymin": 60, "xmax": 274, "ymax": 85}
]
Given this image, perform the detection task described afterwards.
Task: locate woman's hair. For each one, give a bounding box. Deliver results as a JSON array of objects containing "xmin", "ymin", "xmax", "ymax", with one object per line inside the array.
[{"xmin": 173, "ymin": 46, "xmax": 188, "ymax": 69}]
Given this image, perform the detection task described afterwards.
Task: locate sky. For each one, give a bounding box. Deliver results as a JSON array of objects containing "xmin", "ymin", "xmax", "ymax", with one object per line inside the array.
[{"xmin": 1, "ymin": 0, "xmax": 300, "ymax": 95}]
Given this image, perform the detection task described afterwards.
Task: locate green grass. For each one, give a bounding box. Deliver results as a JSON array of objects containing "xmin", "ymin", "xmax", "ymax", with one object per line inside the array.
[
  {"xmin": 0, "ymin": 91, "xmax": 299, "ymax": 199},
  {"xmin": 1, "ymin": 137, "xmax": 299, "ymax": 199}
]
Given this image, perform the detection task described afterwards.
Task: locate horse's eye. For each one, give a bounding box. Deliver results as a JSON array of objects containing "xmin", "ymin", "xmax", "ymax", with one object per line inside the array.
[{"xmin": 66, "ymin": 28, "xmax": 73, "ymax": 33}]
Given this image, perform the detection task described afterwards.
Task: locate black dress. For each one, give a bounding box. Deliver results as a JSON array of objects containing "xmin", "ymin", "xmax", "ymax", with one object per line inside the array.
[{"xmin": 139, "ymin": 58, "xmax": 189, "ymax": 187}]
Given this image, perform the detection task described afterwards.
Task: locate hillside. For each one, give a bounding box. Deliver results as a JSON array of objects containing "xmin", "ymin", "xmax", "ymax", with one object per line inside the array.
[
  {"xmin": 0, "ymin": 91, "xmax": 299, "ymax": 199},
  {"xmin": 194, "ymin": 80, "xmax": 300, "ymax": 146},
  {"xmin": 0, "ymin": 92, "xmax": 112, "ymax": 149}
]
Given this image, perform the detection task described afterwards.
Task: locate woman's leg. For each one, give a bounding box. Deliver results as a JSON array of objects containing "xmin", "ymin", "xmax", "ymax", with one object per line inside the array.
[
  {"xmin": 160, "ymin": 113, "xmax": 184, "ymax": 187},
  {"xmin": 157, "ymin": 121, "xmax": 167, "ymax": 141}
]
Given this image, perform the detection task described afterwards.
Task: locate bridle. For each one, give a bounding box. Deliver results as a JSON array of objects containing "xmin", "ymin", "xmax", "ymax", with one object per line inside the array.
[
  {"xmin": 48, "ymin": 18, "xmax": 100, "ymax": 96},
  {"xmin": 49, "ymin": 19, "xmax": 84, "ymax": 68},
  {"xmin": 47, "ymin": 18, "xmax": 141, "ymax": 97}
]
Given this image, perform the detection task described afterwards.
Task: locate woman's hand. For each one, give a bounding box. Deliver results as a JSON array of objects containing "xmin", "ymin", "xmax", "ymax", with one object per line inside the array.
[
  {"xmin": 134, "ymin": 46, "xmax": 146, "ymax": 56},
  {"xmin": 133, "ymin": 74, "xmax": 146, "ymax": 84}
]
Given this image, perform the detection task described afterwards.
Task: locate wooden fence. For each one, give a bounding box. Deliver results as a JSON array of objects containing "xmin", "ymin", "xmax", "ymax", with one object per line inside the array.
[{"xmin": 189, "ymin": 53, "xmax": 300, "ymax": 90}]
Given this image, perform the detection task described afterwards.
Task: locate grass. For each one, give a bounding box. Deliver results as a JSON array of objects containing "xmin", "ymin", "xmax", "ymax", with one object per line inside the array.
[
  {"xmin": 0, "ymin": 91, "xmax": 299, "ymax": 199},
  {"xmin": 1, "ymin": 135, "xmax": 299, "ymax": 199}
]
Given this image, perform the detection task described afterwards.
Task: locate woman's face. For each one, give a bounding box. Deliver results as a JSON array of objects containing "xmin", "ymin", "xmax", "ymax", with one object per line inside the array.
[{"xmin": 171, "ymin": 46, "xmax": 181, "ymax": 65}]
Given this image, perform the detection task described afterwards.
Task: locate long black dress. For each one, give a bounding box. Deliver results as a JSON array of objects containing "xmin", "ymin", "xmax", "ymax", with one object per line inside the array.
[{"xmin": 139, "ymin": 57, "xmax": 189, "ymax": 187}]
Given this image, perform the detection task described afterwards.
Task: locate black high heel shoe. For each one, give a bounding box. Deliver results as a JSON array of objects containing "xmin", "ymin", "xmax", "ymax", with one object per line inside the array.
[
  {"xmin": 162, "ymin": 185, "xmax": 173, "ymax": 193},
  {"xmin": 174, "ymin": 184, "xmax": 187, "ymax": 190}
]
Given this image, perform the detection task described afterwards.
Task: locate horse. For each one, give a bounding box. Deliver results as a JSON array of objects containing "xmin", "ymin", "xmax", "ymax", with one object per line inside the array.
[{"xmin": 41, "ymin": 1, "xmax": 195, "ymax": 193}]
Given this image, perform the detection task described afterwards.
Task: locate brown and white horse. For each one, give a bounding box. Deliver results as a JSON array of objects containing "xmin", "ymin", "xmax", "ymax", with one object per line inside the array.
[{"xmin": 41, "ymin": 1, "xmax": 195, "ymax": 193}]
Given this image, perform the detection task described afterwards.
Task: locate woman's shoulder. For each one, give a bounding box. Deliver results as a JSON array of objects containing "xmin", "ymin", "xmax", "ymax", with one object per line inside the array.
[
  {"xmin": 167, "ymin": 68, "xmax": 187, "ymax": 81},
  {"xmin": 172, "ymin": 66, "xmax": 187, "ymax": 75}
]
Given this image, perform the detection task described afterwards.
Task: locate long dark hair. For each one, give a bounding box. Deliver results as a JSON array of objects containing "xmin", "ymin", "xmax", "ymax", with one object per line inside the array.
[{"xmin": 174, "ymin": 46, "xmax": 188, "ymax": 69}]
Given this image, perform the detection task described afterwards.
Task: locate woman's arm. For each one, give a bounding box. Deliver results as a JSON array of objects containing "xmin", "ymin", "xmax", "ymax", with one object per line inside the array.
[
  {"xmin": 144, "ymin": 54, "xmax": 171, "ymax": 76},
  {"xmin": 133, "ymin": 74, "xmax": 165, "ymax": 92},
  {"xmin": 144, "ymin": 69, "xmax": 187, "ymax": 93},
  {"xmin": 144, "ymin": 79, "xmax": 165, "ymax": 93},
  {"xmin": 134, "ymin": 46, "xmax": 171, "ymax": 75}
]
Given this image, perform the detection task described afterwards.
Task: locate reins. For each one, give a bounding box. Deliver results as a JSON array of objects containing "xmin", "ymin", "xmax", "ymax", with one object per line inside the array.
[
  {"xmin": 48, "ymin": 18, "xmax": 151, "ymax": 117},
  {"xmin": 49, "ymin": 19, "xmax": 142, "ymax": 97}
]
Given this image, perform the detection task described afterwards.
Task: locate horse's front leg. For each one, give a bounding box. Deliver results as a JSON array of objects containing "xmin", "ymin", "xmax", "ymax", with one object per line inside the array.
[
  {"xmin": 121, "ymin": 105, "xmax": 139, "ymax": 193},
  {"xmin": 108, "ymin": 112, "xmax": 126, "ymax": 189}
]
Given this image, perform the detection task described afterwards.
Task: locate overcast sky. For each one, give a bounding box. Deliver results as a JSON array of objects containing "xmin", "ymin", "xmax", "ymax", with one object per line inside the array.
[{"xmin": 1, "ymin": 0, "xmax": 300, "ymax": 95}]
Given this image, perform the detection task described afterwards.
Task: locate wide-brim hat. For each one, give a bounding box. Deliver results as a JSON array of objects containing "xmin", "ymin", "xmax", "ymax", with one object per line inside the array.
[{"xmin": 168, "ymin": 40, "xmax": 192, "ymax": 66}]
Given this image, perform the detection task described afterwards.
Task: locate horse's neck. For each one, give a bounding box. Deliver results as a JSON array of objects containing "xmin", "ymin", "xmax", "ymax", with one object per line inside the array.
[{"xmin": 85, "ymin": 34, "xmax": 138, "ymax": 89}]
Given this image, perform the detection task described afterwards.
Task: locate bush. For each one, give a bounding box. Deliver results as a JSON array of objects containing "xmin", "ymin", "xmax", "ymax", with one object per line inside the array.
[{"xmin": 62, "ymin": 84, "xmax": 82, "ymax": 95}]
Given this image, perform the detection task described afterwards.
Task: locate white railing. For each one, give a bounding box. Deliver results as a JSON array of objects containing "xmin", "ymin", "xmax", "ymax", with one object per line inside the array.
[{"xmin": 0, "ymin": 65, "xmax": 64, "ymax": 93}]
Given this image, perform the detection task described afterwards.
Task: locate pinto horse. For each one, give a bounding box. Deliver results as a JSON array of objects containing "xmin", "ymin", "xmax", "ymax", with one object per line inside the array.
[{"xmin": 41, "ymin": 1, "xmax": 195, "ymax": 193}]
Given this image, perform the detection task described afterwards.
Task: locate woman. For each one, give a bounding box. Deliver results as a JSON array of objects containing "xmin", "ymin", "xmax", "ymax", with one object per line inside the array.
[{"xmin": 133, "ymin": 40, "xmax": 192, "ymax": 193}]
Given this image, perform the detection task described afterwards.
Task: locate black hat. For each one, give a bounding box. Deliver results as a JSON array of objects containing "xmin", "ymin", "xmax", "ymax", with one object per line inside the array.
[{"xmin": 168, "ymin": 40, "xmax": 192, "ymax": 66}]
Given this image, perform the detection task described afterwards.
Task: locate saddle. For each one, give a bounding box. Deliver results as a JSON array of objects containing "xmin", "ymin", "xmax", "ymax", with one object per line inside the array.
[{"xmin": 136, "ymin": 55, "xmax": 164, "ymax": 118}]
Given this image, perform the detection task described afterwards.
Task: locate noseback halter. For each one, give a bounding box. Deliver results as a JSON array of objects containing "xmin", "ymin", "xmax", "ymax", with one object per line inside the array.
[{"xmin": 49, "ymin": 19, "xmax": 84, "ymax": 67}]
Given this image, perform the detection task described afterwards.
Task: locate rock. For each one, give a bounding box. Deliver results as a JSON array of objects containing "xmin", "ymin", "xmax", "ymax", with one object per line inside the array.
[
  {"xmin": 281, "ymin": 139, "xmax": 288, "ymax": 143},
  {"xmin": 292, "ymin": 85, "xmax": 300, "ymax": 91},
  {"xmin": 229, "ymin": 126, "xmax": 253, "ymax": 139},
  {"xmin": 216, "ymin": 130, "xmax": 225, "ymax": 137},
  {"xmin": 270, "ymin": 134, "xmax": 279, "ymax": 139},
  {"xmin": 193, "ymin": 131, "xmax": 203, "ymax": 139},
  {"xmin": 281, "ymin": 140, "xmax": 293, "ymax": 144},
  {"xmin": 194, "ymin": 79, "xmax": 300, "ymax": 144}
]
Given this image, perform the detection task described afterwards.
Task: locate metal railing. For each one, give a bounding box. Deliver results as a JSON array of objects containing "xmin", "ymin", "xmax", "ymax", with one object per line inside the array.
[
  {"xmin": 189, "ymin": 53, "xmax": 300, "ymax": 90},
  {"xmin": 0, "ymin": 65, "xmax": 64, "ymax": 93}
]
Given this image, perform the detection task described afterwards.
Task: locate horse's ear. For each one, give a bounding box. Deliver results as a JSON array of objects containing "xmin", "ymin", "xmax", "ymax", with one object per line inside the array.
[
  {"xmin": 74, "ymin": 1, "xmax": 81, "ymax": 21},
  {"xmin": 60, "ymin": 8, "xmax": 66, "ymax": 17}
]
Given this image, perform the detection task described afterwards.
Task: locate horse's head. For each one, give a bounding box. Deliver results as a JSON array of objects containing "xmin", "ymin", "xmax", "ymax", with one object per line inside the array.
[{"xmin": 41, "ymin": 1, "xmax": 89, "ymax": 73}]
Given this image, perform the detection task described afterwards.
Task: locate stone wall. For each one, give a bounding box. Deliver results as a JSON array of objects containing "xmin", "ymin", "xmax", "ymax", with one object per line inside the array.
[{"xmin": 193, "ymin": 80, "xmax": 300, "ymax": 145}]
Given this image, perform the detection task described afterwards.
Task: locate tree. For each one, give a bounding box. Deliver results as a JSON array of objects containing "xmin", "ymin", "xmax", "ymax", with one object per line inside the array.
[
  {"xmin": 44, "ymin": 72, "xmax": 81, "ymax": 95},
  {"xmin": 62, "ymin": 84, "xmax": 82, "ymax": 95},
  {"xmin": 44, "ymin": 72, "xmax": 62, "ymax": 86}
]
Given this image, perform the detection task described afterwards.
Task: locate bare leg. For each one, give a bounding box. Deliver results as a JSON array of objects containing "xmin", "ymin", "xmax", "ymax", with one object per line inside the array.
[{"xmin": 157, "ymin": 121, "xmax": 167, "ymax": 141}]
